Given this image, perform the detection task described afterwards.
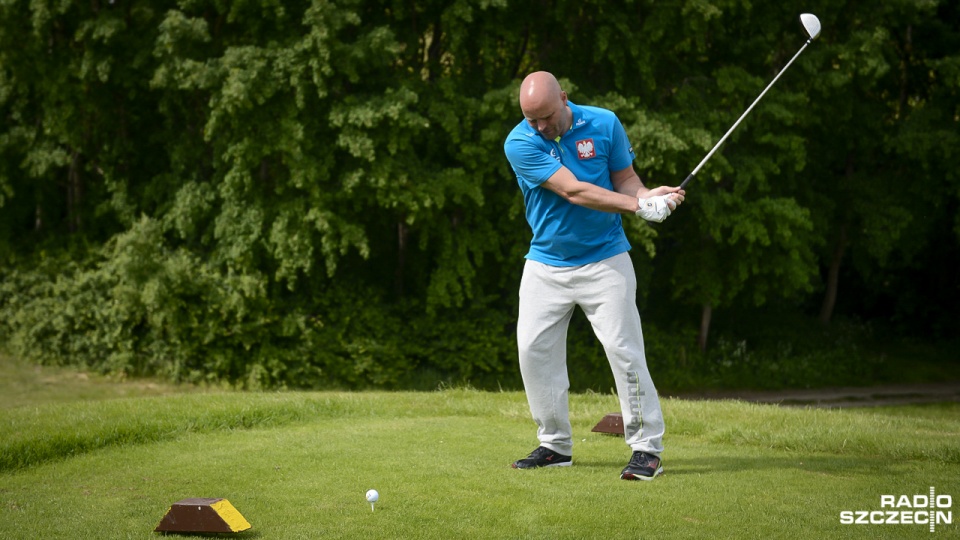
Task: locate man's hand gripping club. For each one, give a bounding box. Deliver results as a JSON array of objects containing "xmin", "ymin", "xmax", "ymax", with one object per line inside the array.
[{"xmin": 636, "ymin": 187, "xmax": 684, "ymax": 223}]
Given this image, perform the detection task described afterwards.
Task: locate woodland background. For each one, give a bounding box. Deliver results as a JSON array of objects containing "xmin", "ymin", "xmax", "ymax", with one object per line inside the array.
[{"xmin": 0, "ymin": 0, "xmax": 957, "ymax": 391}]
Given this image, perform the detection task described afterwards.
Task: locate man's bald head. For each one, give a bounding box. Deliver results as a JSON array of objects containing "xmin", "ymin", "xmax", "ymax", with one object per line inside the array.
[
  {"xmin": 518, "ymin": 71, "xmax": 571, "ymax": 140},
  {"xmin": 519, "ymin": 71, "xmax": 563, "ymax": 110}
]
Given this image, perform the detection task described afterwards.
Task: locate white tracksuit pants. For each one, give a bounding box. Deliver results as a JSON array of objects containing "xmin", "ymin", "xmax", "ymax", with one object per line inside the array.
[{"xmin": 517, "ymin": 252, "xmax": 664, "ymax": 457}]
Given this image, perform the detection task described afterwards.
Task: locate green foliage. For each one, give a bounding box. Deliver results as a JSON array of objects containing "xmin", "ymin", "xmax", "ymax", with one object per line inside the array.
[
  {"xmin": 0, "ymin": 0, "xmax": 957, "ymax": 388},
  {"xmin": 0, "ymin": 217, "xmax": 518, "ymax": 389}
]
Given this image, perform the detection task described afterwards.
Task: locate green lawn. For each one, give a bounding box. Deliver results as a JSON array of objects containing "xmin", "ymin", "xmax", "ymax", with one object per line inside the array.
[{"xmin": 1, "ymin": 357, "xmax": 958, "ymax": 539}]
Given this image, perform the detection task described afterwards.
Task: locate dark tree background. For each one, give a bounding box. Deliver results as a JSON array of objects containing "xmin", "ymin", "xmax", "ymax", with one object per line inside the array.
[{"xmin": 0, "ymin": 0, "xmax": 957, "ymax": 391}]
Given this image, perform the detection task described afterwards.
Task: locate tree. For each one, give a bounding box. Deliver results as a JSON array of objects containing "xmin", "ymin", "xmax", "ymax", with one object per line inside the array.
[
  {"xmin": 800, "ymin": 1, "xmax": 960, "ymax": 331},
  {"xmin": 1, "ymin": 0, "xmax": 956, "ymax": 387}
]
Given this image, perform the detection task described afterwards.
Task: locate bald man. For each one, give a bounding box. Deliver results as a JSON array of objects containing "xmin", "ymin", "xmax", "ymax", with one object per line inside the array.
[{"xmin": 503, "ymin": 71, "xmax": 684, "ymax": 480}]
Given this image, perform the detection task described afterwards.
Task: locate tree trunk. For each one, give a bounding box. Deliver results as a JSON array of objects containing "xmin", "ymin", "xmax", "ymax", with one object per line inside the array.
[
  {"xmin": 396, "ymin": 221, "xmax": 408, "ymax": 298},
  {"xmin": 697, "ymin": 303, "xmax": 712, "ymax": 353},
  {"xmin": 819, "ymin": 224, "xmax": 848, "ymax": 325},
  {"xmin": 67, "ymin": 149, "xmax": 82, "ymax": 233},
  {"xmin": 821, "ymin": 152, "xmax": 856, "ymax": 325}
]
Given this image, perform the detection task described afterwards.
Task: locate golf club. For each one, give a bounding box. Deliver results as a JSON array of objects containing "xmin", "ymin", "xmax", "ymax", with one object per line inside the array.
[{"xmin": 679, "ymin": 13, "xmax": 821, "ymax": 189}]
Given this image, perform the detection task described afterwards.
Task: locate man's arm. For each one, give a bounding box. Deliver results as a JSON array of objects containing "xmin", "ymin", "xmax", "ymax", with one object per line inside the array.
[
  {"xmin": 541, "ymin": 165, "xmax": 686, "ymax": 215},
  {"xmin": 610, "ymin": 167, "xmax": 686, "ymax": 202},
  {"xmin": 540, "ymin": 166, "xmax": 641, "ymax": 213}
]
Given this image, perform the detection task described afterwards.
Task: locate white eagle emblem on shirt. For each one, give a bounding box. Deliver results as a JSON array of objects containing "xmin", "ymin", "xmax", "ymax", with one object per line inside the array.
[{"xmin": 576, "ymin": 139, "xmax": 596, "ymax": 159}]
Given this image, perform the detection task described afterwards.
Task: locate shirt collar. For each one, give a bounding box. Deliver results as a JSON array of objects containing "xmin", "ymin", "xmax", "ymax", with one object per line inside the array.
[{"xmin": 567, "ymin": 101, "xmax": 585, "ymax": 133}]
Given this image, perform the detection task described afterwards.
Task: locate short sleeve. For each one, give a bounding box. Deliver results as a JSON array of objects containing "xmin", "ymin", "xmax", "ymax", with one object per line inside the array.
[
  {"xmin": 607, "ymin": 116, "xmax": 636, "ymax": 172},
  {"xmin": 504, "ymin": 136, "xmax": 564, "ymax": 189}
]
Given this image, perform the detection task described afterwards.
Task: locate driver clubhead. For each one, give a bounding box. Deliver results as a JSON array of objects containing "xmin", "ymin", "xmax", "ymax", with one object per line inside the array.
[{"xmin": 800, "ymin": 13, "xmax": 821, "ymax": 40}]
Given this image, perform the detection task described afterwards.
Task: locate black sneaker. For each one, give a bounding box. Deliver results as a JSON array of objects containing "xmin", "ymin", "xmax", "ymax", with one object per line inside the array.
[
  {"xmin": 620, "ymin": 451, "xmax": 663, "ymax": 481},
  {"xmin": 511, "ymin": 446, "xmax": 572, "ymax": 469}
]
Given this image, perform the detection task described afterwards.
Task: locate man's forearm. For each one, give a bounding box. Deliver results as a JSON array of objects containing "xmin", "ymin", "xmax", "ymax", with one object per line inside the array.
[
  {"xmin": 610, "ymin": 168, "xmax": 648, "ymax": 199},
  {"xmin": 542, "ymin": 167, "xmax": 640, "ymax": 213},
  {"xmin": 564, "ymin": 182, "xmax": 640, "ymax": 214}
]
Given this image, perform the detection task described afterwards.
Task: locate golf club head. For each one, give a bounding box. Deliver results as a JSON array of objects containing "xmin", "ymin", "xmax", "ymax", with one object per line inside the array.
[{"xmin": 800, "ymin": 13, "xmax": 821, "ymax": 41}]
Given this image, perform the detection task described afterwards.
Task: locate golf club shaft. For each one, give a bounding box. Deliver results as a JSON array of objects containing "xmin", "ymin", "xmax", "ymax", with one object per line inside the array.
[{"xmin": 679, "ymin": 38, "xmax": 813, "ymax": 189}]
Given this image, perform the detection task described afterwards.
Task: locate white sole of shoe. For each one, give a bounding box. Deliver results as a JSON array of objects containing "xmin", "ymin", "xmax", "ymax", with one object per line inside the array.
[{"xmin": 621, "ymin": 465, "xmax": 663, "ymax": 481}]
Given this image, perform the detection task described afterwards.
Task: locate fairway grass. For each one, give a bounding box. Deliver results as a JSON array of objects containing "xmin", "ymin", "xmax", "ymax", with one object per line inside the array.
[{"xmin": 1, "ymin": 390, "xmax": 958, "ymax": 539}]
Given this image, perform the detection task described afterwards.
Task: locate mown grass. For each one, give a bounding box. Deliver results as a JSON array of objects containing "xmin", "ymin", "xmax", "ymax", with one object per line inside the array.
[{"xmin": 2, "ymin": 385, "xmax": 959, "ymax": 539}]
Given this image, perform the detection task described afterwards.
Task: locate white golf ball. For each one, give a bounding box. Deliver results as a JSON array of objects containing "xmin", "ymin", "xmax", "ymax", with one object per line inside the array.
[{"xmin": 365, "ymin": 489, "xmax": 379, "ymax": 503}]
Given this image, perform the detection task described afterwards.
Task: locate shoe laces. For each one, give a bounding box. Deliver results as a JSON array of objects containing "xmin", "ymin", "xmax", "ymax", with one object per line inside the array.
[
  {"xmin": 630, "ymin": 451, "xmax": 656, "ymax": 468},
  {"xmin": 529, "ymin": 446, "xmax": 554, "ymax": 459}
]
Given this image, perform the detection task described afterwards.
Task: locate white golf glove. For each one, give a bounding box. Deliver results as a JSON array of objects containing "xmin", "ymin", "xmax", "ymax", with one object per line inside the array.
[{"xmin": 636, "ymin": 195, "xmax": 677, "ymax": 223}]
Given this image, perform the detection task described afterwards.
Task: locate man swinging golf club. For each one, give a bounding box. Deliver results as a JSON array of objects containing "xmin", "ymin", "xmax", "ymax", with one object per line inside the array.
[{"xmin": 503, "ymin": 71, "xmax": 684, "ymax": 480}]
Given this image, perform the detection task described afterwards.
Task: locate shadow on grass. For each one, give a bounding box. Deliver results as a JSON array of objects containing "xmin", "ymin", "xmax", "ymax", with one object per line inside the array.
[
  {"xmin": 575, "ymin": 454, "xmax": 876, "ymax": 476},
  {"xmin": 665, "ymin": 455, "xmax": 874, "ymax": 476},
  {"xmin": 155, "ymin": 531, "xmax": 262, "ymax": 539}
]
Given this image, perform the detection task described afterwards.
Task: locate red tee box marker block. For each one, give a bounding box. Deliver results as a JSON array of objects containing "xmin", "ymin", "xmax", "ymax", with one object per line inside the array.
[
  {"xmin": 591, "ymin": 413, "xmax": 625, "ymax": 435},
  {"xmin": 155, "ymin": 498, "xmax": 251, "ymax": 533}
]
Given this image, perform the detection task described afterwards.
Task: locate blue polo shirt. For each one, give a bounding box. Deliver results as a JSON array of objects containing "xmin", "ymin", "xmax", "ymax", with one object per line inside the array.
[{"xmin": 504, "ymin": 101, "xmax": 636, "ymax": 266}]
